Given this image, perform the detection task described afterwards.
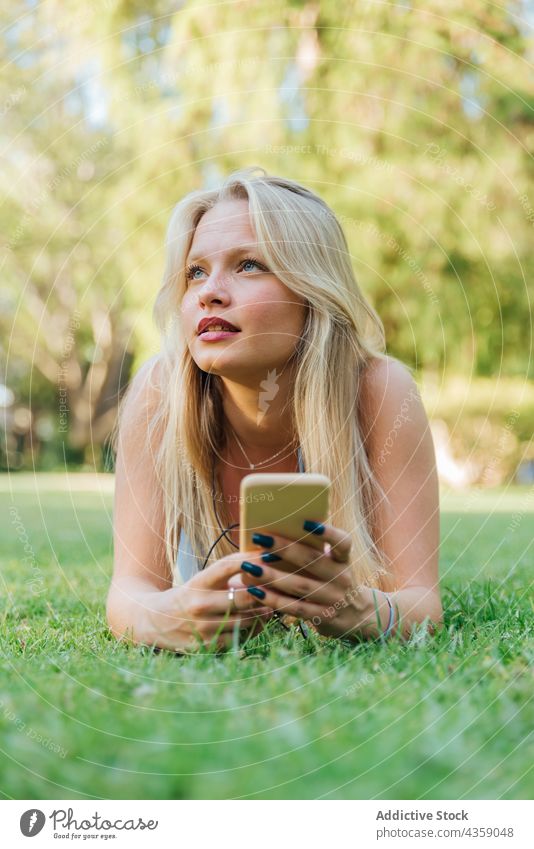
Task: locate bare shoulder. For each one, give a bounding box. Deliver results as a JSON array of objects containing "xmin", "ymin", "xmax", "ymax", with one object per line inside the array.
[
  {"xmin": 358, "ymin": 355, "xmax": 428, "ymax": 457},
  {"xmin": 120, "ymin": 355, "xmax": 164, "ymax": 419},
  {"xmin": 359, "ymin": 355, "xmax": 419, "ymax": 409},
  {"xmin": 115, "ymin": 354, "xmax": 165, "ymax": 452},
  {"xmin": 125, "ymin": 354, "xmax": 163, "ymax": 405}
]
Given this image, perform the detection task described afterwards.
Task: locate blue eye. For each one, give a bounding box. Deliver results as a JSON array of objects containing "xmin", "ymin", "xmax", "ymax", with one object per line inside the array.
[
  {"xmin": 185, "ymin": 265, "xmax": 205, "ymax": 281},
  {"xmin": 241, "ymin": 258, "xmax": 268, "ymax": 273}
]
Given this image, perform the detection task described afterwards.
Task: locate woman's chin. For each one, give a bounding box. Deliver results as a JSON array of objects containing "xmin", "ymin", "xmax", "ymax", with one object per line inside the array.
[{"xmin": 195, "ymin": 358, "xmax": 260, "ymax": 382}]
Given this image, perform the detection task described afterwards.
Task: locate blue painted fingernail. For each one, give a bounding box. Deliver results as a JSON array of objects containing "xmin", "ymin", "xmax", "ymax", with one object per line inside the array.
[
  {"xmin": 241, "ymin": 561, "xmax": 263, "ymax": 577},
  {"xmin": 252, "ymin": 533, "xmax": 274, "ymax": 548},
  {"xmin": 261, "ymin": 552, "xmax": 282, "ymax": 563},
  {"xmin": 303, "ymin": 519, "xmax": 325, "ymax": 535},
  {"xmin": 247, "ymin": 586, "xmax": 266, "ymax": 600}
]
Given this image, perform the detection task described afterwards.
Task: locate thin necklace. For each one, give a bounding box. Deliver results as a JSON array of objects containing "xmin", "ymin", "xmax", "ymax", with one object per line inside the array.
[{"xmin": 230, "ymin": 425, "xmax": 296, "ymax": 469}]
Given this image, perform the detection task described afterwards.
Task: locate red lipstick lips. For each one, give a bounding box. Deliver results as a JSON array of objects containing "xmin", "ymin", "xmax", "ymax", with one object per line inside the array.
[{"xmin": 197, "ymin": 316, "xmax": 240, "ymax": 335}]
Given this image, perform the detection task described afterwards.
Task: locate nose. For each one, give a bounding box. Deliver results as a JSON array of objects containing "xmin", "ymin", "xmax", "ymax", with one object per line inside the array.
[{"xmin": 197, "ymin": 272, "xmax": 232, "ymax": 307}]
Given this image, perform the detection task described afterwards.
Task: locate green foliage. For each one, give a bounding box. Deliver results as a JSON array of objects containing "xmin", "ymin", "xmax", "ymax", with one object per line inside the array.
[
  {"xmin": 421, "ymin": 374, "xmax": 534, "ymax": 484},
  {"xmin": 1, "ymin": 1, "xmax": 532, "ymax": 467}
]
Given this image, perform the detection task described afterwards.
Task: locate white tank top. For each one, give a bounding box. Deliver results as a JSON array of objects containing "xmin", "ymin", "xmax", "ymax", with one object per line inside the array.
[{"xmin": 173, "ymin": 446, "xmax": 305, "ymax": 586}]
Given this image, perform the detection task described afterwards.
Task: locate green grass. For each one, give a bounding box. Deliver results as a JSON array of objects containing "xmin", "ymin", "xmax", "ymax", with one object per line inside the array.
[{"xmin": 0, "ymin": 475, "xmax": 533, "ymax": 800}]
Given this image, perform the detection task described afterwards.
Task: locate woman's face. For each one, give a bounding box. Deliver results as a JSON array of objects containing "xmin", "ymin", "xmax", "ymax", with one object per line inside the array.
[{"xmin": 180, "ymin": 199, "xmax": 307, "ymax": 382}]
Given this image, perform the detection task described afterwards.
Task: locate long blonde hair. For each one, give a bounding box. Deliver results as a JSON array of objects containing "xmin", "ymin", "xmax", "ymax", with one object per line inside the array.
[{"xmin": 126, "ymin": 166, "xmax": 395, "ymax": 591}]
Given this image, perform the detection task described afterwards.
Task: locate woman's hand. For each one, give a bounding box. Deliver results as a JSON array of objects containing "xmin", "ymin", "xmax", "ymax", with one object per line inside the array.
[
  {"xmin": 236, "ymin": 521, "xmax": 389, "ymax": 641},
  {"xmin": 147, "ymin": 553, "xmax": 275, "ymax": 653}
]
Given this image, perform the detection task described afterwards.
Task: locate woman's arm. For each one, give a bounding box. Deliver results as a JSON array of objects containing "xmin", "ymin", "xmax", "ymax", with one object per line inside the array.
[
  {"xmin": 107, "ymin": 356, "xmax": 274, "ymax": 651},
  {"xmin": 106, "ymin": 355, "xmax": 174, "ymax": 645},
  {"xmin": 356, "ymin": 355, "xmax": 443, "ymax": 638}
]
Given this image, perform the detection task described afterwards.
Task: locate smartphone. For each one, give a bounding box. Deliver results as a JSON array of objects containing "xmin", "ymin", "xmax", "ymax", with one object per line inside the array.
[{"xmin": 239, "ymin": 472, "xmax": 331, "ymax": 556}]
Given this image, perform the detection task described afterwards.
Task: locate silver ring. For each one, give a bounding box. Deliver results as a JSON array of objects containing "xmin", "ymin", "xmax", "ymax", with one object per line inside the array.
[{"xmin": 227, "ymin": 586, "xmax": 236, "ymax": 613}]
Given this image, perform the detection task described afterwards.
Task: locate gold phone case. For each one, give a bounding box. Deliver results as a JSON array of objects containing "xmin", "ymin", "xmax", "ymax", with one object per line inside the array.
[{"xmin": 239, "ymin": 472, "xmax": 331, "ymax": 554}]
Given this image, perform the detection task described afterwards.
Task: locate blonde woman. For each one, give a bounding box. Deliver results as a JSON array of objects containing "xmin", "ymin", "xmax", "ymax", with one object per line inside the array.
[{"xmin": 107, "ymin": 166, "xmax": 442, "ymax": 653}]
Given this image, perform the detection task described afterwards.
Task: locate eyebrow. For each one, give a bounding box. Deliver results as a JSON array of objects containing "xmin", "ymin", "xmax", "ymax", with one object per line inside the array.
[{"xmin": 186, "ymin": 244, "xmax": 262, "ymax": 264}]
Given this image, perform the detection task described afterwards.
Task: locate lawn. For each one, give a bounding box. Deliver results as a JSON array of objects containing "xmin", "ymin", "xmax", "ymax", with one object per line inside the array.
[{"xmin": 0, "ymin": 474, "xmax": 532, "ymax": 800}]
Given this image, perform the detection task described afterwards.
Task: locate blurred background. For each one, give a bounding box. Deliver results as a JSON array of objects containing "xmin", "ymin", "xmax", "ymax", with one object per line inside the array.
[{"xmin": 1, "ymin": 0, "xmax": 533, "ymax": 488}]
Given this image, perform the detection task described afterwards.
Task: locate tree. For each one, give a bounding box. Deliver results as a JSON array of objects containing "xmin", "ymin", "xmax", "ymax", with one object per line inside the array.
[{"xmin": 1, "ymin": 0, "xmax": 532, "ymax": 468}]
